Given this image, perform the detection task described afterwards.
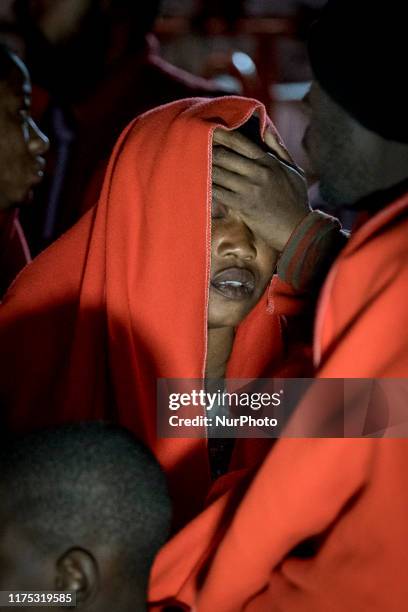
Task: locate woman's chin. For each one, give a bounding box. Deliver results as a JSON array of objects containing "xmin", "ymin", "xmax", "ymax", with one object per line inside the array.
[{"xmin": 208, "ymin": 306, "xmax": 251, "ymax": 329}]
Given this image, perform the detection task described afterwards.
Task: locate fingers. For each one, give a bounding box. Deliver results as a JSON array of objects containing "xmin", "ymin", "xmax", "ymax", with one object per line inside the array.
[
  {"xmin": 212, "ymin": 184, "xmax": 240, "ymax": 210},
  {"xmin": 213, "ymin": 145, "xmax": 266, "ymax": 179},
  {"xmin": 263, "ymin": 128, "xmax": 307, "ymax": 181},
  {"xmin": 212, "ymin": 164, "xmax": 248, "ymax": 194},
  {"xmin": 212, "ymin": 143, "xmax": 289, "ymax": 201},
  {"xmin": 213, "ymin": 128, "xmax": 265, "ymax": 159},
  {"xmin": 262, "ymin": 150, "xmax": 306, "ymax": 183},
  {"xmin": 263, "ymin": 127, "xmax": 293, "ymax": 163},
  {"xmin": 213, "ymin": 125, "xmax": 294, "ymax": 167}
]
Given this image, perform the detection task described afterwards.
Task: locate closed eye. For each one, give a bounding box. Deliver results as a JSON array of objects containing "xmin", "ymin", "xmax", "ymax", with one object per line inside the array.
[{"xmin": 211, "ymin": 200, "xmax": 228, "ymax": 220}]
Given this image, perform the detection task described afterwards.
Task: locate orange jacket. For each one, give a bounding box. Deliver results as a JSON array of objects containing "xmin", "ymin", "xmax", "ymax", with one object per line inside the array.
[{"xmin": 150, "ymin": 193, "xmax": 408, "ymax": 610}]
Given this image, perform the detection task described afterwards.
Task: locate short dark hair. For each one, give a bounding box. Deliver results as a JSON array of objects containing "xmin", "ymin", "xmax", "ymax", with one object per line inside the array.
[{"xmin": 0, "ymin": 422, "xmax": 171, "ymax": 579}]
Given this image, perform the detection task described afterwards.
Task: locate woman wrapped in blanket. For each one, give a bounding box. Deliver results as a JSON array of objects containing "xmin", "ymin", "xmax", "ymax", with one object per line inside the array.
[{"xmin": 0, "ymin": 97, "xmax": 343, "ymax": 529}]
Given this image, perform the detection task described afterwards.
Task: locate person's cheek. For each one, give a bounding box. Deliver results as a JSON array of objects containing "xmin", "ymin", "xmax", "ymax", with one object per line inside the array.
[
  {"xmin": 210, "ymin": 221, "xmax": 221, "ymax": 270},
  {"xmin": 260, "ymin": 245, "xmax": 276, "ymax": 274}
]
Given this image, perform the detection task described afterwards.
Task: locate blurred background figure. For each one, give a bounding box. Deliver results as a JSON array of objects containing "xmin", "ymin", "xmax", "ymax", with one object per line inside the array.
[
  {"xmin": 0, "ymin": 43, "xmax": 48, "ymax": 297},
  {"xmin": 0, "ymin": 422, "xmax": 171, "ymax": 612},
  {"xmin": 13, "ymin": 0, "xmax": 226, "ymax": 254},
  {"xmin": 2, "ymin": 0, "xmax": 332, "ymax": 256},
  {"xmin": 159, "ymin": 0, "xmax": 325, "ymax": 182},
  {"xmin": 0, "ymin": 0, "xmax": 25, "ymax": 53},
  {"xmin": 0, "ymin": 0, "xmax": 15, "ymax": 21}
]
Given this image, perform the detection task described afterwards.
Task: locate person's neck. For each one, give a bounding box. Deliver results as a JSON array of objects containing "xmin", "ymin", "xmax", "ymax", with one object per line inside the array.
[{"xmin": 206, "ymin": 326, "xmax": 234, "ymax": 380}]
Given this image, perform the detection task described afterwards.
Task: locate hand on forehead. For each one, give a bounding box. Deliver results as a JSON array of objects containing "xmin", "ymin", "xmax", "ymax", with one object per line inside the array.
[
  {"xmin": 213, "ymin": 125, "xmax": 294, "ymax": 163},
  {"xmin": 212, "ymin": 125, "xmax": 310, "ymax": 253}
]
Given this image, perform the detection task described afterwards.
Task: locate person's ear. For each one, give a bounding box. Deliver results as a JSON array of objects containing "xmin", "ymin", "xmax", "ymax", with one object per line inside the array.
[{"xmin": 55, "ymin": 548, "xmax": 99, "ymax": 606}]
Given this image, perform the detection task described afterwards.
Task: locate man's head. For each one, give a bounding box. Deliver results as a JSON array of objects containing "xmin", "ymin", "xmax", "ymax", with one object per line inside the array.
[
  {"xmin": 303, "ymin": 0, "xmax": 408, "ymax": 209},
  {"xmin": 0, "ymin": 422, "xmax": 171, "ymax": 612},
  {"xmin": 0, "ymin": 43, "xmax": 48, "ymax": 211},
  {"xmin": 303, "ymin": 82, "xmax": 408, "ymax": 207}
]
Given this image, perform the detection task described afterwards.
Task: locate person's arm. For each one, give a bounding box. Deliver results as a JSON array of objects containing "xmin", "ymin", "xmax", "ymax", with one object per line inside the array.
[{"xmin": 271, "ymin": 211, "xmax": 348, "ymax": 364}]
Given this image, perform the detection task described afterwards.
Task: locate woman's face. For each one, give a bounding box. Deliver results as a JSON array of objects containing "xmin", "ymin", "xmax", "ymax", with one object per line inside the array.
[{"xmin": 208, "ymin": 198, "xmax": 278, "ymax": 329}]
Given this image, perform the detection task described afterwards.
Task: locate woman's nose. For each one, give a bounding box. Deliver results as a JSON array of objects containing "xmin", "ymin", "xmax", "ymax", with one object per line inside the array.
[
  {"xmin": 214, "ymin": 218, "xmax": 257, "ymax": 261},
  {"xmin": 27, "ymin": 117, "xmax": 50, "ymax": 156}
]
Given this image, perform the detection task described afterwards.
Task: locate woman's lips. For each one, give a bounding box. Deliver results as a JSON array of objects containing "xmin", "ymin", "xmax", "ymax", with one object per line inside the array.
[{"xmin": 211, "ymin": 267, "xmax": 256, "ymax": 300}]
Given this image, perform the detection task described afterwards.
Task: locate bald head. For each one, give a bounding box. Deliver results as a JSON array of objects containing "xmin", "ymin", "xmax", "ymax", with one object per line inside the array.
[
  {"xmin": 303, "ymin": 81, "xmax": 408, "ymax": 209},
  {"xmin": 0, "ymin": 423, "xmax": 171, "ymax": 611}
]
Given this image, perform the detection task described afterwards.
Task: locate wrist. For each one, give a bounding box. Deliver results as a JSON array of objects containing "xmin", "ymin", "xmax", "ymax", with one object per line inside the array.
[
  {"xmin": 277, "ymin": 210, "xmax": 344, "ymax": 291},
  {"xmin": 277, "ymin": 208, "xmax": 311, "ymax": 252}
]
